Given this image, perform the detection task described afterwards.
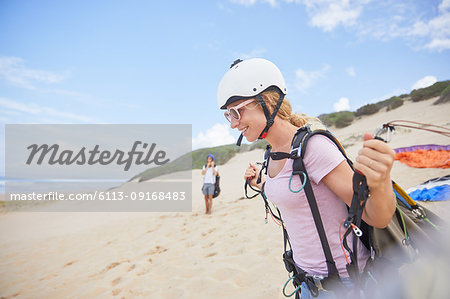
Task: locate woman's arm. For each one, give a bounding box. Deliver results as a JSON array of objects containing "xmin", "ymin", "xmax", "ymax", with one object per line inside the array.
[
  {"xmin": 210, "ymin": 161, "xmax": 218, "ymax": 176},
  {"xmin": 322, "ymin": 133, "xmax": 396, "ymax": 228}
]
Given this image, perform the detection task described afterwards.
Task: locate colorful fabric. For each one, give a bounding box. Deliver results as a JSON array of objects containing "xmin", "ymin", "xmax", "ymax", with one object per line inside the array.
[
  {"xmin": 407, "ymin": 175, "xmax": 450, "ymax": 201},
  {"xmin": 394, "ymin": 145, "xmax": 450, "ymax": 169},
  {"xmin": 408, "ymin": 185, "xmax": 450, "ymax": 201}
]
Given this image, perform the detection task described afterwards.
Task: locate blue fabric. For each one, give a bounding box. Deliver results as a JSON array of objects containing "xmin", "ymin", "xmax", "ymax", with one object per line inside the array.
[{"xmin": 408, "ymin": 185, "xmax": 450, "ymax": 201}]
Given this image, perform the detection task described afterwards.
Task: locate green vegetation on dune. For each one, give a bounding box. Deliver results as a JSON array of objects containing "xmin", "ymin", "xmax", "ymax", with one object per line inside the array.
[
  {"xmin": 411, "ymin": 80, "xmax": 450, "ymax": 102},
  {"xmin": 318, "ymin": 111, "xmax": 355, "ymax": 128},
  {"xmin": 319, "ymin": 80, "xmax": 449, "ymax": 128},
  {"xmin": 434, "ymin": 85, "xmax": 450, "ymax": 105}
]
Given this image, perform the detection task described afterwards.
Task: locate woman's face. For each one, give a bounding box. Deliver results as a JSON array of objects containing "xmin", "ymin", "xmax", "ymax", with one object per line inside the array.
[
  {"xmin": 226, "ymin": 99, "xmax": 265, "ymax": 142},
  {"xmin": 207, "ymin": 156, "xmax": 213, "ymax": 163}
]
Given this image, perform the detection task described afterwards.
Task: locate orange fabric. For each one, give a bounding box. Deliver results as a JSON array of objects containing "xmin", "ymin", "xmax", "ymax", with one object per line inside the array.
[{"xmin": 395, "ymin": 149, "xmax": 450, "ymax": 169}]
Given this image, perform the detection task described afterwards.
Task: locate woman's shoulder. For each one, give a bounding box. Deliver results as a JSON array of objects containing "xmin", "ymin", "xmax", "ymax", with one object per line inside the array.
[{"xmin": 305, "ymin": 134, "xmax": 340, "ymax": 154}]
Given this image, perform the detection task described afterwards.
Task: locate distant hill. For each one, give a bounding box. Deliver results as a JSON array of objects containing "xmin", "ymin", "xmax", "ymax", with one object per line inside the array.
[
  {"xmin": 133, "ymin": 80, "xmax": 450, "ymax": 182},
  {"xmin": 318, "ymin": 80, "xmax": 450, "ymax": 128}
]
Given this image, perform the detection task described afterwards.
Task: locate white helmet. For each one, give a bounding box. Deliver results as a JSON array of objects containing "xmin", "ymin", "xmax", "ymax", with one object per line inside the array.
[{"xmin": 217, "ymin": 58, "xmax": 287, "ymax": 109}]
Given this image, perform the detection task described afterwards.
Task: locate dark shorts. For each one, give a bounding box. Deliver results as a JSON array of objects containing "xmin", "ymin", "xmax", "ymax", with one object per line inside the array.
[{"xmin": 202, "ymin": 183, "xmax": 215, "ymax": 196}]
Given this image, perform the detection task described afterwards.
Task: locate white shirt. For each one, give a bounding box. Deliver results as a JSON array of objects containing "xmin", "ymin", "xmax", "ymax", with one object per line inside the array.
[{"xmin": 202, "ymin": 165, "xmax": 218, "ymax": 184}]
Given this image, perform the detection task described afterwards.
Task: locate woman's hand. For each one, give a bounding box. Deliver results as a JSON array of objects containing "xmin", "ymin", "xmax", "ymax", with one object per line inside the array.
[
  {"xmin": 354, "ymin": 133, "xmax": 396, "ymax": 190},
  {"xmin": 244, "ymin": 162, "xmax": 260, "ymax": 188}
]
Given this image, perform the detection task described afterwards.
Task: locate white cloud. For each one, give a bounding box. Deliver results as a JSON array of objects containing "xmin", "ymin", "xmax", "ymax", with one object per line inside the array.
[
  {"xmin": 409, "ymin": 1, "xmax": 450, "ymax": 52},
  {"xmin": 229, "ymin": 0, "xmax": 450, "ymax": 52},
  {"xmin": 294, "ymin": 64, "xmax": 330, "ymax": 92},
  {"xmin": 411, "ymin": 76, "xmax": 437, "ymax": 90},
  {"xmin": 230, "ymin": 0, "xmax": 277, "ymax": 7},
  {"xmin": 346, "ymin": 67, "xmax": 356, "ymax": 77},
  {"xmin": 0, "ymin": 97, "xmax": 93, "ymax": 123},
  {"xmin": 333, "ymin": 97, "xmax": 350, "ymax": 112},
  {"xmin": 0, "ymin": 56, "xmax": 67, "ymax": 89},
  {"xmin": 300, "ymin": 0, "xmax": 365, "ymax": 32},
  {"xmin": 192, "ymin": 123, "xmax": 236, "ymax": 149}
]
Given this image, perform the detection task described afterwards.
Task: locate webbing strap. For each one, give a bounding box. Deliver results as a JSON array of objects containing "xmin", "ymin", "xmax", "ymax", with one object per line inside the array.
[
  {"xmin": 293, "ymin": 157, "xmax": 340, "ymax": 280},
  {"xmin": 291, "ymin": 128, "xmax": 341, "ymax": 280},
  {"xmin": 257, "ymin": 91, "xmax": 285, "ymax": 139}
]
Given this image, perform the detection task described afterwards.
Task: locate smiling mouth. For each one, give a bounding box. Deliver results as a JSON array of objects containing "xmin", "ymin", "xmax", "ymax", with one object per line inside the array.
[{"xmin": 239, "ymin": 127, "xmax": 248, "ymax": 135}]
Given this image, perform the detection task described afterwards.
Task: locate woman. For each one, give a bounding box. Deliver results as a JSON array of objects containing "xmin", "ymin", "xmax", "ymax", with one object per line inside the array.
[
  {"xmin": 217, "ymin": 58, "xmax": 396, "ymax": 298},
  {"xmin": 202, "ymin": 154, "xmax": 219, "ymax": 215}
]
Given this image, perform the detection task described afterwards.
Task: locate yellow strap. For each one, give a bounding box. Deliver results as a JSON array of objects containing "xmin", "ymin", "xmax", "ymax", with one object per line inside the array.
[{"xmin": 393, "ymin": 181, "xmax": 417, "ymax": 207}]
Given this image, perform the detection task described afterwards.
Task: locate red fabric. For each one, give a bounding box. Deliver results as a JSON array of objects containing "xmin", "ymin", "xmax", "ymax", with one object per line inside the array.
[{"xmin": 395, "ymin": 149, "xmax": 450, "ymax": 169}]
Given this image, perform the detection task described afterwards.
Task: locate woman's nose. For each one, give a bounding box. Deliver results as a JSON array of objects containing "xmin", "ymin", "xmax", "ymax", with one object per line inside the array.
[{"xmin": 230, "ymin": 117, "xmax": 239, "ymax": 129}]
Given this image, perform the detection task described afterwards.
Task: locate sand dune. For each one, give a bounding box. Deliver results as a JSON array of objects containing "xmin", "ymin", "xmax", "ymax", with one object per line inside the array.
[{"xmin": 1, "ymin": 97, "xmax": 449, "ymax": 298}]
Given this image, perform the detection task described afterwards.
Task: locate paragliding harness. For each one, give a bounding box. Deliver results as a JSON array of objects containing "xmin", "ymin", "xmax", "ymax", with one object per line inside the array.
[{"xmin": 244, "ymin": 121, "xmax": 443, "ymax": 298}]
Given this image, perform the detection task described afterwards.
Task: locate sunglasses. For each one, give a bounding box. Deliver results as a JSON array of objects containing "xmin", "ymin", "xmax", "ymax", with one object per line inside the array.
[{"xmin": 224, "ymin": 99, "xmax": 256, "ymax": 122}]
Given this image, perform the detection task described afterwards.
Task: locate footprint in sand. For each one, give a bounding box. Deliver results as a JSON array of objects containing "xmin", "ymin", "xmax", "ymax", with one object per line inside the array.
[
  {"xmin": 202, "ymin": 242, "xmax": 215, "ymax": 248},
  {"xmin": 112, "ymin": 289, "xmax": 121, "ymax": 296},
  {"xmin": 146, "ymin": 224, "xmax": 162, "ymax": 234},
  {"xmin": 145, "ymin": 245, "xmax": 168, "ymax": 255},
  {"xmin": 40, "ymin": 273, "xmax": 57, "ymax": 281},
  {"xmin": 111, "ymin": 277, "xmax": 121, "ymax": 286},
  {"xmin": 137, "ymin": 268, "xmax": 151, "ymax": 276},
  {"xmin": 205, "ymin": 252, "xmax": 217, "ymax": 258},
  {"xmin": 92, "ymin": 259, "xmax": 130, "ymax": 277},
  {"xmin": 1, "ymin": 292, "xmax": 20, "ymax": 298},
  {"xmin": 63, "ymin": 260, "xmax": 77, "ymax": 268}
]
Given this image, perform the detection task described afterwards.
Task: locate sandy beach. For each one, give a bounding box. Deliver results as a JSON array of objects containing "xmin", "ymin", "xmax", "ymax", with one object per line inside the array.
[{"xmin": 1, "ymin": 97, "xmax": 449, "ymax": 299}]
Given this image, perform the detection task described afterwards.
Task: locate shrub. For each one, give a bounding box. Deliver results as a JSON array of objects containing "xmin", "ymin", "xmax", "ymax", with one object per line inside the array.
[
  {"xmin": 387, "ymin": 97, "xmax": 404, "ymax": 111},
  {"xmin": 410, "ymin": 81, "xmax": 450, "ymax": 102},
  {"xmin": 434, "ymin": 85, "xmax": 450, "ymax": 105},
  {"xmin": 318, "ymin": 113, "xmax": 333, "ymax": 127},
  {"xmin": 355, "ymin": 103, "xmax": 380, "ymax": 117},
  {"xmin": 318, "ymin": 111, "xmax": 355, "ymax": 128},
  {"xmin": 334, "ymin": 111, "xmax": 355, "ymax": 128}
]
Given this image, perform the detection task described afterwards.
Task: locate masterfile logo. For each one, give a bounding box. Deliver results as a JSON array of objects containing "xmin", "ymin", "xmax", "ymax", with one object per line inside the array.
[
  {"xmin": 26, "ymin": 141, "xmax": 170, "ymax": 171},
  {"xmin": 5, "ymin": 124, "xmax": 192, "ymax": 212}
]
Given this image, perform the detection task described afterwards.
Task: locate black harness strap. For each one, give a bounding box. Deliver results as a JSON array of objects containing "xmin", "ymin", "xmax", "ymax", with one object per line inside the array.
[
  {"xmin": 291, "ymin": 128, "xmax": 341, "ymax": 282},
  {"xmin": 257, "ymin": 91, "xmax": 285, "ymax": 139}
]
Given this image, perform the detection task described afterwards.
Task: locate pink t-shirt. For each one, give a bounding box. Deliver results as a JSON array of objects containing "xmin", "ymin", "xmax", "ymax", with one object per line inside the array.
[{"xmin": 264, "ymin": 134, "xmax": 370, "ymax": 277}]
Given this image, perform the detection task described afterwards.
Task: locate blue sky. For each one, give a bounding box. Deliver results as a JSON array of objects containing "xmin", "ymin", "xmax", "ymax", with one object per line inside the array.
[{"xmin": 1, "ymin": 0, "xmax": 449, "ymax": 160}]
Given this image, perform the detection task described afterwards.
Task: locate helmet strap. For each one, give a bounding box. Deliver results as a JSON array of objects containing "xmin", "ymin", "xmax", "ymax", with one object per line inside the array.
[
  {"xmin": 257, "ymin": 92, "xmax": 285, "ymax": 139},
  {"xmin": 235, "ymin": 90, "xmax": 285, "ymax": 146},
  {"xmin": 236, "ymin": 133, "xmax": 244, "ymax": 146}
]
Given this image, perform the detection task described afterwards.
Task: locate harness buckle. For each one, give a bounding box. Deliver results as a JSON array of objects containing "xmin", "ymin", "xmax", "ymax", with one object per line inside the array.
[
  {"xmin": 412, "ymin": 206, "xmax": 426, "ymax": 219},
  {"xmin": 306, "ymin": 274, "xmax": 325, "ymax": 291},
  {"xmin": 290, "ymin": 144, "xmax": 302, "ymax": 159}
]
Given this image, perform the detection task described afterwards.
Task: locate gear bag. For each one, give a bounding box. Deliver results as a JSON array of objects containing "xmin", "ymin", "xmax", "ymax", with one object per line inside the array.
[{"xmin": 213, "ymin": 175, "xmax": 221, "ymax": 198}]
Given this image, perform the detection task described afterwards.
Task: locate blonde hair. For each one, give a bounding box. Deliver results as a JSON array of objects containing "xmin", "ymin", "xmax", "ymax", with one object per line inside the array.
[{"xmin": 259, "ymin": 89, "xmax": 319, "ymax": 127}]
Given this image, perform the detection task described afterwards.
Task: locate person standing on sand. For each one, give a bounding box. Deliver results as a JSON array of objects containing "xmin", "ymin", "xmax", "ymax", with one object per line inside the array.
[
  {"xmin": 201, "ymin": 154, "xmax": 219, "ymax": 214},
  {"xmin": 217, "ymin": 58, "xmax": 396, "ymax": 298}
]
